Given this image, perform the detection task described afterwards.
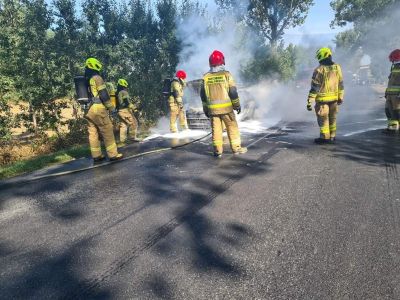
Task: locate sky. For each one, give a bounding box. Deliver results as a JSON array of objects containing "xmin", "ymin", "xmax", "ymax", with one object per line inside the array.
[
  {"xmin": 284, "ymin": 1, "xmax": 351, "ymax": 45},
  {"xmin": 202, "ymin": 0, "xmax": 351, "ymax": 46}
]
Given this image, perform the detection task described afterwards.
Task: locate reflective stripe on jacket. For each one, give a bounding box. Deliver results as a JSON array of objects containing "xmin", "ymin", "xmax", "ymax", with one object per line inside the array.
[
  {"xmin": 202, "ymin": 70, "xmax": 240, "ymax": 115},
  {"xmin": 308, "ymin": 64, "xmax": 344, "ymax": 103},
  {"xmin": 386, "ymin": 64, "xmax": 400, "ymax": 95}
]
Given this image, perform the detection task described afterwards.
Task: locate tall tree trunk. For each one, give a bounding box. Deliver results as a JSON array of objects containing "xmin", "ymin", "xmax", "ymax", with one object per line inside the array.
[{"xmin": 31, "ymin": 107, "xmax": 38, "ymax": 135}]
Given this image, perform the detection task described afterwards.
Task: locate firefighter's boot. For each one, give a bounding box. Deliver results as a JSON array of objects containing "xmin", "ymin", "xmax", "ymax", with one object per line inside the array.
[
  {"xmin": 233, "ymin": 147, "xmax": 248, "ymax": 155},
  {"xmin": 110, "ymin": 153, "xmax": 123, "ymax": 161},
  {"xmin": 222, "ymin": 112, "xmax": 243, "ymax": 153},
  {"xmin": 314, "ymin": 137, "xmax": 330, "ymax": 144}
]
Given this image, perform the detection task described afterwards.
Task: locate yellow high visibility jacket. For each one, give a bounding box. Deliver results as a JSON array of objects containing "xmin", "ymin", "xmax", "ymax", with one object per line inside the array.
[
  {"xmin": 117, "ymin": 89, "xmax": 137, "ymax": 111},
  {"xmin": 168, "ymin": 79, "xmax": 185, "ymax": 107},
  {"xmin": 89, "ymin": 75, "xmax": 113, "ymax": 110},
  {"xmin": 200, "ymin": 70, "xmax": 240, "ymax": 115},
  {"xmin": 386, "ymin": 64, "xmax": 400, "ymax": 95},
  {"xmin": 308, "ymin": 63, "xmax": 344, "ymax": 103},
  {"xmin": 106, "ymin": 82, "xmax": 117, "ymax": 108}
]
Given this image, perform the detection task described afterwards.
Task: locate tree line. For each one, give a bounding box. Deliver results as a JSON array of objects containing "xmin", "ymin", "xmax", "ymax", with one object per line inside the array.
[{"xmin": 4, "ymin": 0, "xmax": 369, "ymax": 142}]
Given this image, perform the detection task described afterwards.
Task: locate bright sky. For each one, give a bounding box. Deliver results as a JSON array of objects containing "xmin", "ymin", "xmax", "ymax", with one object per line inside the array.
[
  {"xmin": 204, "ymin": 0, "xmax": 350, "ymax": 46},
  {"xmin": 284, "ymin": 1, "xmax": 351, "ymax": 45}
]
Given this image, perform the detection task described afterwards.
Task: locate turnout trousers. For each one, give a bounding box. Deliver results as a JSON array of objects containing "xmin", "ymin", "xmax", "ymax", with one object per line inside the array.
[
  {"xmin": 118, "ymin": 108, "xmax": 138, "ymax": 142},
  {"xmin": 211, "ymin": 112, "xmax": 241, "ymax": 154},
  {"xmin": 315, "ymin": 101, "xmax": 338, "ymax": 140},
  {"xmin": 85, "ymin": 104, "xmax": 118, "ymax": 159},
  {"xmin": 169, "ymin": 103, "xmax": 188, "ymax": 133},
  {"xmin": 386, "ymin": 95, "xmax": 400, "ymax": 131}
]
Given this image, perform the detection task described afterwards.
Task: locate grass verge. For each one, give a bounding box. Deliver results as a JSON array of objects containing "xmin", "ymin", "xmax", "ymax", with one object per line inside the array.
[{"xmin": 0, "ymin": 145, "xmax": 90, "ymax": 180}]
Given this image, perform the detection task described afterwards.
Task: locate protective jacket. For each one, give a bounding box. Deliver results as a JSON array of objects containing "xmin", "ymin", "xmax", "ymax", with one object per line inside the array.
[
  {"xmin": 117, "ymin": 89, "xmax": 137, "ymax": 111},
  {"xmin": 106, "ymin": 82, "xmax": 117, "ymax": 108},
  {"xmin": 200, "ymin": 69, "xmax": 240, "ymax": 116},
  {"xmin": 88, "ymin": 74, "xmax": 113, "ymax": 110},
  {"xmin": 168, "ymin": 78, "xmax": 184, "ymax": 107},
  {"xmin": 386, "ymin": 64, "xmax": 400, "ymax": 96},
  {"xmin": 85, "ymin": 73, "xmax": 118, "ymax": 159},
  {"xmin": 308, "ymin": 63, "xmax": 344, "ymax": 103}
]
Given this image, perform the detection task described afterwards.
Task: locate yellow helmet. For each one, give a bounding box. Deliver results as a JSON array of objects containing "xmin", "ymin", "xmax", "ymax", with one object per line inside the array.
[
  {"xmin": 85, "ymin": 57, "xmax": 102, "ymax": 72},
  {"xmin": 316, "ymin": 47, "xmax": 332, "ymax": 62},
  {"xmin": 118, "ymin": 78, "xmax": 128, "ymax": 88}
]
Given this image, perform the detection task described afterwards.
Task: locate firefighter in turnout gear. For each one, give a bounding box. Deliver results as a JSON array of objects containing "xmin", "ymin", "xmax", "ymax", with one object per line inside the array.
[
  {"xmin": 84, "ymin": 58, "xmax": 123, "ymax": 162},
  {"xmin": 384, "ymin": 49, "xmax": 400, "ymax": 133},
  {"xmin": 200, "ymin": 50, "xmax": 247, "ymax": 157},
  {"xmin": 169, "ymin": 70, "xmax": 188, "ymax": 133},
  {"xmin": 116, "ymin": 78, "xmax": 140, "ymax": 144},
  {"xmin": 307, "ymin": 47, "xmax": 344, "ymax": 144}
]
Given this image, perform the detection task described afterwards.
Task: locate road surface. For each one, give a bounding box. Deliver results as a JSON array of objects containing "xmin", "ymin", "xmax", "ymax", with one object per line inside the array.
[{"xmin": 1, "ymin": 86, "xmax": 399, "ymax": 299}]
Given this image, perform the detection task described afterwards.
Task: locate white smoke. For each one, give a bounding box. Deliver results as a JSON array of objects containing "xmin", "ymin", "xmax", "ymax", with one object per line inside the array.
[
  {"xmin": 174, "ymin": 3, "xmax": 317, "ymax": 130},
  {"xmin": 170, "ymin": 1, "xmax": 387, "ymax": 134},
  {"xmin": 176, "ymin": 3, "xmax": 253, "ymax": 82}
]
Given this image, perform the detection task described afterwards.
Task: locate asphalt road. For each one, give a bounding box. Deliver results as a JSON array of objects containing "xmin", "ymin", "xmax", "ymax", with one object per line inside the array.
[{"xmin": 1, "ymin": 86, "xmax": 400, "ymax": 299}]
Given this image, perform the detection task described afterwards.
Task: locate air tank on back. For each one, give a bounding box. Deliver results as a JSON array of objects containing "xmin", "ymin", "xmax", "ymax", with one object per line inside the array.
[{"xmin": 74, "ymin": 75, "xmax": 89, "ymax": 104}]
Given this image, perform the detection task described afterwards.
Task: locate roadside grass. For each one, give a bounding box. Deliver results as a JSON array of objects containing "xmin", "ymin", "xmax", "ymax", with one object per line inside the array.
[
  {"xmin": 0, "ymin": 145, "xmax": 90, "ymax": 180},
  {"xmin": 0, "ymin": 127, "xmax": 152, "ymax": 180}
]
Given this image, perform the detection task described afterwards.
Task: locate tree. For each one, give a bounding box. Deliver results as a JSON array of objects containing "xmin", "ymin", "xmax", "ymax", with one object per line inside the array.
[
  {"xmin": 216, "ymin": 0, "xmax": 314, "ymax": 47},
  {"xmin": 331, "ymin": 0, "xmax": 400, "ymax": 80},
  {"xmin": 241, "ymin": 43, "xmax": 298, "ymax": 82},
  {"xmin": 330, "ymin": 0, "xmax": 398, "ymax": 26},
  {"xmin": 52, "ymin": 0, "xmax": 83, "ymax": 98},
  {"xmin": 12, "ymin": 0, "xmax": 60, "ymax": 134},
  {"xmin": 247, "ymin": 0, "xmax": 314, "ymax": 47}
]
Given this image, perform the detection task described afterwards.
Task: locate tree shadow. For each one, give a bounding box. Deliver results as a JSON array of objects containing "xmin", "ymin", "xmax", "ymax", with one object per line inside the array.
[
  {"xmin": 0, "ymin": 132, "xmax": 279, "ymax": 298},
  {"xmin": 135, "ymin": 138, "xmax": 277, "ymax": 297},
  {"xmin": 0, "ymin": 240, "xmax": 111, "ymax": 299},
  {"xmin": 329, "ymin": 129, "xmax": 400, "ymax": 166}
]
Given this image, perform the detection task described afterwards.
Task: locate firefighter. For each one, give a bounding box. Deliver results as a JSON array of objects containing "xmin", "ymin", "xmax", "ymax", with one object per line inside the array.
[
  {"xmin": 169, "ymin": 70, "xmax": 188, "ymax": 133},
  {"xmin": 384, "ymin": 49, "xmax": 400, "ymax": 133},
  {"xmin": 200, "ymin": 50, "xmax": 247, "ymax": 157},
  {"xmin": 116, "ymin": 78, "xmax": 140, "ymax": 144},
  {"xmin": 106, "ymin": 82, "xmax": 117, "ymax": 108},
  {"xmin": 307, "ymin": 47, "xmax": 344, "ymax": 144},
  {"xmin": 84, "ymin": 57, "xmax": 123, "ymax": 161}
]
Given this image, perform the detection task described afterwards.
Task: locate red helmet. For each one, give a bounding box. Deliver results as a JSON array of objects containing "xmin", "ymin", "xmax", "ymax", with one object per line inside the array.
[
  {"xmin": 209, "ymin": 50, "xmax": 225, "ymax": 67},
  {"xmin": 389, "ymin": 49, "xmax": 400, "ymax": 63},
  {"xmin": 176, "ymin": 70, "xmax": 187, "ymax": 80}
]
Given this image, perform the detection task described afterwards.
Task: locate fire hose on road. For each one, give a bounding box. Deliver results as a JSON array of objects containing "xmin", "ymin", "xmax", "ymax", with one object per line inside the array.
[{"xmin": 0, "ymin": 132, "xmax": 213, "ymax": 189}]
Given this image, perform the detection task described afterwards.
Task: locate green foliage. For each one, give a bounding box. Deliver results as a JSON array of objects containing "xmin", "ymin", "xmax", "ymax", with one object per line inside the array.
[
  {"xmin": 0, "ymin": 0, "xmax": 196, "ymax": 135},
  {"xmin": 0, "ymin": 98, "xmax": 12, "ymax": 140},
  {"xmin": 331, "ymin": 0, "xmax": 400, "ymax": 80},
  {"xmin": 330, "ymin": 0, "xmax": 398, "ymax": 26},
  {"xmin": 216, "ymin": 0, "xmax": 314, "ymax": 46},
  {"xmin": 0, "ymin": 0, "xmax": 312, "ymax": 139},
  {"xmin": 248, "ymin": 0, "xmax": 314, "ymax": 46},
  {"xmin": 0, "ymin": 144, "xmax": 90, "ymax": 179},
  {"xmin": 242, "ymin": 44, "xmax": 298, "ymax": 83}
]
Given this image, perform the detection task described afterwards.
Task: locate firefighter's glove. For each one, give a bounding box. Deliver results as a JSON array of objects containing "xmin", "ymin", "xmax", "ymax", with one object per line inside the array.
[
  {"xmin": 338, "ymin": 99, "xmax": 343, "ymax": 105},
  {"xmin": 178, "ymin": 102, "xmax": 184, "ymax": 110},
  {"xmin": 306, "ymin": 103, "xmax": 312, "ymax": 111},
  {"xmin": 235, "ymin": 106, "xmax": 241, "ymax": 114}
]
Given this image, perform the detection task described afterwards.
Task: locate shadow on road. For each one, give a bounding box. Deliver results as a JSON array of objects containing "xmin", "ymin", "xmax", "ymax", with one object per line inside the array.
[
  {"xmin": 330, "ymin": 130, "xmax": 400, "ymax": 166},
  {"xmin": 0, "ymin": 241, "xmax": 111, "ymax": 299},
  {"xmin": 0, "ymin": 133, "xmax": 282, "ymax": 298}
]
